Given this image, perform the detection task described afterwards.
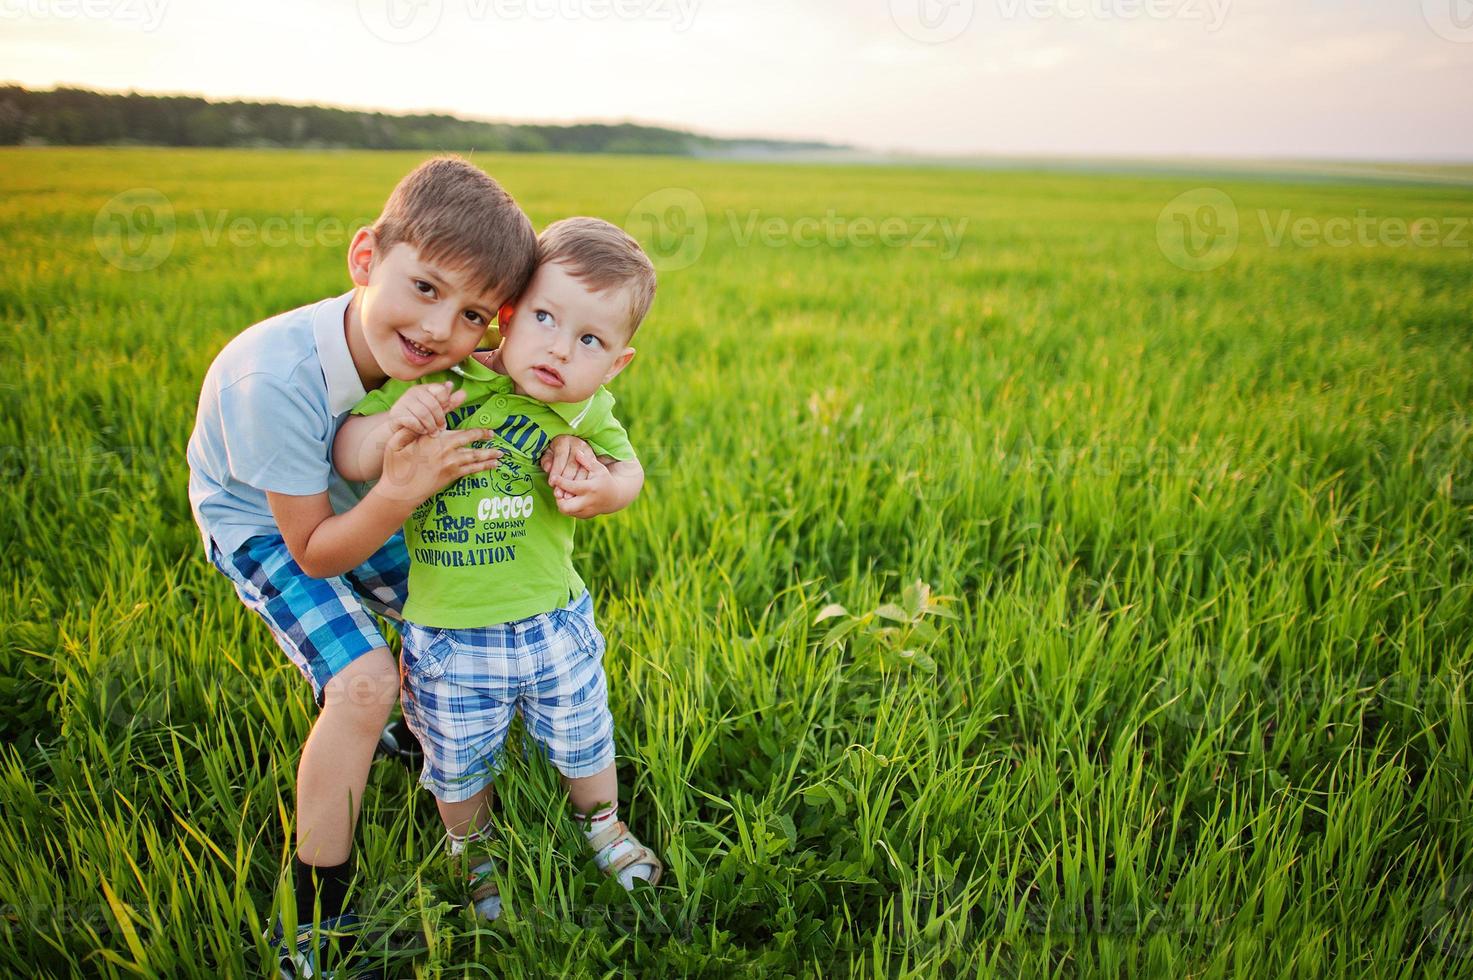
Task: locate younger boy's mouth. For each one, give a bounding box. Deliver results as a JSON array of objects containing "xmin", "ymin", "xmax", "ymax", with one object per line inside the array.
[
  {"xmin": 532, "ymin": 365, "xmax": 563, "ymax": 387},
  {"xmin": 399, "ymin": 332, "xmax": 437, "ymax": 365}
]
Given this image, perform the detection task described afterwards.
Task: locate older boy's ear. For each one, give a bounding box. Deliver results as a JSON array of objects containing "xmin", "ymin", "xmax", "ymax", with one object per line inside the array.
[
  {"xmin": 497, "ymin": 304, "xmax": 515, "ymax": 330},
  {"xmin": 347, "ymin": 228, "xmax": 377, "ymax": 287}
]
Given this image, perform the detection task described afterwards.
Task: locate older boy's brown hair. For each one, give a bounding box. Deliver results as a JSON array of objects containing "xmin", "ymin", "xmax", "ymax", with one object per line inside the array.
[
  {"xmin": 537, "ymin": 217, "xmax": 657, "ymax": 339},
  {"xmin": 372, "ymin": 156, "xmax": 537, "ymax": 302}
]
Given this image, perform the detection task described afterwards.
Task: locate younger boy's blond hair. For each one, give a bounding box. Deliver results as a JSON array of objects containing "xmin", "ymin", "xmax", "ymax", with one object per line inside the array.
[
  {"xmin": 373, "ymin": 156, "xmax": 538, "ymax": 302},
  {"xmin": 537, "ymin": 217, "xmax": 657, "ymax": 339}
]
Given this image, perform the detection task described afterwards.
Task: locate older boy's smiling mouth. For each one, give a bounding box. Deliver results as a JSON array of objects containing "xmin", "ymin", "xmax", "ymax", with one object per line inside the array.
[{"xmin": 398, "ymin": 332, "xmax": 438, "ymax": 364}]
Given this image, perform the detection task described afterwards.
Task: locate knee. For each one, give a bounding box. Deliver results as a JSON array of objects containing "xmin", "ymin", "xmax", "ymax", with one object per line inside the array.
[{"xmin": 321, "ymin": 653, "xmax": 398, "ymax": 735}]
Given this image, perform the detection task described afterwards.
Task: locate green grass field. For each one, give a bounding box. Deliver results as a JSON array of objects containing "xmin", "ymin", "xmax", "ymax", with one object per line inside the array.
[{"xmin": 1, "ymin": 147, "xmax": 1471, "ymax": 977}]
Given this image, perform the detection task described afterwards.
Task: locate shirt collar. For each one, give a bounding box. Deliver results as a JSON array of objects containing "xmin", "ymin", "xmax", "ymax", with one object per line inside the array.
[
  {"xmin": 450, "ymin": 356, "xmax": 598, "ymax": 427},
  {"xmin": 314, "ymin": 290, "xmax": 367, "ymax": 416}
]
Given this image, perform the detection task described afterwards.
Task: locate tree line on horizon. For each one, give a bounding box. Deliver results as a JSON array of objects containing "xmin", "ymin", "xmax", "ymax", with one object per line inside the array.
[{"xmin": 0, "ymin": 86, "xmax": 842, "ymax": 156}]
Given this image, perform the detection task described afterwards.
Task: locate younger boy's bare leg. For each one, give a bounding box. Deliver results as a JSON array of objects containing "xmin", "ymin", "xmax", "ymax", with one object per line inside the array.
[
  {"xmin": 436, "ymin": 787, "xmax": 501, "ymax": 920},
  {"xmin": 436, "ymin": 786, "xmax": 496, "ymax": 837},
  {"xmin": 565, "ymin": 762, "xmax": 618, "ymax": 816},
  {"xmin": 565, "ymin": 763, "xmax": 660, "ymax": 887}
]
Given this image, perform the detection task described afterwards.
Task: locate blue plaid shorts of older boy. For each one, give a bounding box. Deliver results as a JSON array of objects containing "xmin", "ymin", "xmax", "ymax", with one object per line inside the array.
[
  {"xmin": 208, "ymin": 532, "xmax": 409, "ymax": 706},
  {"xmin": 397, "ymin": 590, "xmax": 616, "ymax": 803}
]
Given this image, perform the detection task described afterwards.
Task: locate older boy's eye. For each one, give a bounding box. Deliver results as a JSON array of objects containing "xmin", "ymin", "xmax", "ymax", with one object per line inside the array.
[
  {"xmin": 414, "ymin": 280, "xmax": 435, "ymax": 296},
  {"xmin": 464, "ymin": 310, "xmax": 485, "ymax": 326}
]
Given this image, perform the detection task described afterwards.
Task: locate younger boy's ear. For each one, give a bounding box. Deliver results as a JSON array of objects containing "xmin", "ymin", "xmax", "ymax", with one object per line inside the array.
[
  {"xmin": 347, "ymin": 228, "xmax": 377, "ymax": 287},
  {"xmin": 603, "ymin": 347, "xmax": 636, "ymax": 384}
]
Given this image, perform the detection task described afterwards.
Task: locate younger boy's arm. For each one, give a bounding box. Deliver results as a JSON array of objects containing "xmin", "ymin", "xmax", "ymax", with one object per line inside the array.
[{"xmin": 547, "ymin": 449, "xmax": 644, "ymax": 519}]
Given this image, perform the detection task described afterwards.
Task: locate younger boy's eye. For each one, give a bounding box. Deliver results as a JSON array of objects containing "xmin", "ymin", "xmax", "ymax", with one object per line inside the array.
[
  {"xmin": 580, "ymin": 333, "xmax": 603, "ymax": 349},
  {"xmin": 535, "ymin": 310, "xmax": 553, "ymax": 325}
]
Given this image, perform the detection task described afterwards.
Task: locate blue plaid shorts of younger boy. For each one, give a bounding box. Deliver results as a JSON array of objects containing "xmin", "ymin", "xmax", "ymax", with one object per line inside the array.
[{"xmin": 398, "ymin": 590, "xmax": 616, "ymax": 803}]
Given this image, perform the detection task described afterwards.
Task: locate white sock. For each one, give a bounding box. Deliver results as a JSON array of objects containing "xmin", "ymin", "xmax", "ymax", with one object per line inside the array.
[
  {"xmin": 580, "ymin": 805, "xmax": 657, "ymax": 890},
  {"xmin": 446, "ymin": 827, "xmax": 502, "ymax": 921}
]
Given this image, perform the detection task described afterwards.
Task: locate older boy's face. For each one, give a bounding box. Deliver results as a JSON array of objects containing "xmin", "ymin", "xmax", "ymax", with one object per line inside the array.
[
  {"xmin": 356, "ymin": 239, "xmax": 503, "ymax": 380},
  {"xmin": 496, "ymin": 261, "xmax": 636, "ymax": 403}
]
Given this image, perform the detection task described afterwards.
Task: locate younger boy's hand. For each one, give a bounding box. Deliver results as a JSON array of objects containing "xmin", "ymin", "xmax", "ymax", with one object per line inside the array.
[
  {"xmin": 547, "ymin": 448, "xmax": 617, "ymax": 518},
  {"xmin": 390, "ymin": 381, "xmax": 465, "ymax": 435},
  {"xmin": 540, "ymin": 433, "xmax": 593, "ymax": 496},
  {"xmin": 376, "ymin": 426, "xmax": 501, "ymax": 505}
]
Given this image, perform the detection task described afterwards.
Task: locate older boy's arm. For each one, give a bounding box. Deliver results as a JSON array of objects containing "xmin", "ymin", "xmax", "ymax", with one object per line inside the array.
[
  {"xmin": 275, "ymin": 426, "xmax": 499, "ymax": 577},
  {"xmin": 268, "ymin": 487, "xmax": 415, "ymax": 579},
  {"xmin": 336, "ymin": 382, "xmax": 467, "ymax": 481},
  {"xmin": 332, "ymin": 413, "xmax": 396, "ymax": 482}
]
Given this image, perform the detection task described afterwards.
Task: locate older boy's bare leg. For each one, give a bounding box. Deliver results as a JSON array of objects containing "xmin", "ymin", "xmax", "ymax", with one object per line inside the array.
[{"xmin": 295, "ymin": 647, "xmax": 399, "ymax": 866}]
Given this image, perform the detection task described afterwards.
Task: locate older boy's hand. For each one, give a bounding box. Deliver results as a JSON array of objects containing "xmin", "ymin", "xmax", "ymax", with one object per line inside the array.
[
  {"xmin": 390, "ymin": 381, "xmax": 465, "ymax": 435},
  {"xmin": 376, "ymin": 425, "xmax": 501, "ymax": 506}
]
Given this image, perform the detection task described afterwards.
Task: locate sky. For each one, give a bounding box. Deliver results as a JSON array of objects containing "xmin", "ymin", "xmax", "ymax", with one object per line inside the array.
[{"xmin": 3, "ymin": 0, "xmax": 1472, "ymax": 159}]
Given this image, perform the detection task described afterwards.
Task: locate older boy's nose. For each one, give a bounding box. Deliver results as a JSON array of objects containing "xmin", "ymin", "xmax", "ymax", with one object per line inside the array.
[{"xmin": 423, "ymin": 313, "xmax": 454, "ymax": 342}]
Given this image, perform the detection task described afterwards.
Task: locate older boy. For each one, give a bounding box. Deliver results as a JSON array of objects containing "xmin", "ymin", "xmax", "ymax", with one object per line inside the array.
[
  {"xmin": 187, "ymin": 157, "xmax": 604, "ymax": 973},
  {"xmin": 333, "ymin": 218, "xmax": 661, "ymax": 921}
]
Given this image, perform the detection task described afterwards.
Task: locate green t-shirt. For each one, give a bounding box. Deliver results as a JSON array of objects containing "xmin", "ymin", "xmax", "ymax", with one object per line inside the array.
[{"xmin": 352, "ymin": 356, "xmax": 634, "ymax": 628}]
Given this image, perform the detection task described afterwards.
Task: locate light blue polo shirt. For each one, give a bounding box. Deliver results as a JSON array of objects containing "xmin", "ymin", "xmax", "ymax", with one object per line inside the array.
[{"xmin": 187, "ymin": 290, "xmax": 369, "ymax": 557}]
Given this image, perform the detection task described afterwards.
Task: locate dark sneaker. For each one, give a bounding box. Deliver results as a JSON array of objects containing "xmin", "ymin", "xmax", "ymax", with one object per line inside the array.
[
  {"xmin": 374, "ymin": 719, "xmax": 423, "ymax": 769},
  {"xmin": 270, "ymin": 912, "xmax": 382, "ymax": 980}
]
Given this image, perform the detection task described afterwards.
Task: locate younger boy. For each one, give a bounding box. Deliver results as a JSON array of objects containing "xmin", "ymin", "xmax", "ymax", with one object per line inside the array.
[
  {"xmin": 333, "ymin": 217, "xmax": 661, "ymax": 920},
  {"xmin": 187, "ymin": 157, "xmax": 603, "ymax": 972}
]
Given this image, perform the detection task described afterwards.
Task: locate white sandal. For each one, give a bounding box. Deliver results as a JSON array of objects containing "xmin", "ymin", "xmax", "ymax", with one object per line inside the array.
[{"xmin": 587, "ymin": 819, "xmax": 664, "ymax": 887}]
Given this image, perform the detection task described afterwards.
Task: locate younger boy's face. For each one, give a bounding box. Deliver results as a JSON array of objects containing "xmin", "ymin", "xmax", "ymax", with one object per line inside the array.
[
  {"xmin": 349, "ymin": 231, "xmax": 504, "ymax": 382},
  {"xmin": 495, "ymin": 261, "xmax": 636, "ymax": 404}
]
